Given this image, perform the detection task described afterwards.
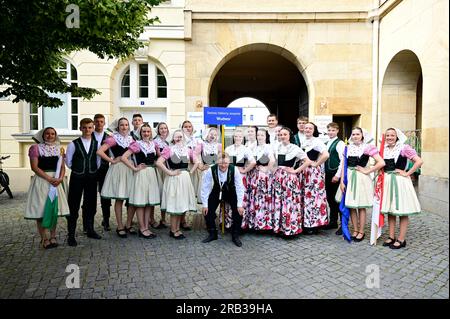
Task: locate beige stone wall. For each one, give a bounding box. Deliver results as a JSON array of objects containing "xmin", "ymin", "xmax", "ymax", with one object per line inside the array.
[
  {"xmin": 379, "ymin": 0, "xmax": 449, "ymax": 179},
  {"xmin": 186, "ymin": 19, "xmax": 373, "ymax": 128}
]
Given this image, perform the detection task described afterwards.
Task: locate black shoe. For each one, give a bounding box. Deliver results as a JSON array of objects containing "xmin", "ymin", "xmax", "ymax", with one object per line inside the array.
[
  {"xmin": 335, "ymin": 227, "xmax": 343, "ymax": 236},
  {"xmin": 67, "ymin": 236, "xmax": 78, "ymax": 247},
  {"xmin": 87, "ymin": 230, "xmax": 102, "ymax": 240},
  {"xmin": 157, "ymin": 222, "xmax": 168, "ymax": 229},
  {"xmin": 232, "ymin": 235, "xmax": 242, "ymax": 247},
  {"xmin": 169, "ymin": 230, "xmax": 175, "ymax": 238},
  {"xmin": 116, "ymin": 228, "xmax": 127, "ymax": 238},
  {"xmin": 138, "ymin": 229, "xmax": 157, "ymax": 239},
  {"xmin": 383, "ymin": 237, "xmax": 395, "ymax": 247},
  {"xmin": 125, "ymin": 226, "xmax": 137, "ymax": 235},
  {"xmin": 202, "ymin": 231, "xmax": 218, "ymax": 243},
  {"xmin": 173, "ymin": 232, "xmax": 185, "ymax": 240},
  {"xmin": 101, "ymin": 220, "xmax": 111, "ymax": 231},
  {"xmin": 389, "ymin": 239, "xmax": 406, "ymax": 249},
  {"xmin": 353, "ymin": 232, "xmax": 365, "ymax": 242}
]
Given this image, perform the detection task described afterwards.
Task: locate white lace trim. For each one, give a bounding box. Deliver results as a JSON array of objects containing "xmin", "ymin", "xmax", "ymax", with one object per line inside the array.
[
  {"xmin": 138, "ymin": 140, "xmax": 156, "ymax": 155},
  {"xmin": 384, "ymin": 142, "xmax": 403, "ymax": 161},
  {"xmin": 38, "ymin": 143, "xmax": 60, "ymax": 157},
  {"xmin": 171, "ymin": 144, "xmax": 189, "ymax": 159},
  {"xmin": 113, "ymin": 133, "xmax": 133, "ymax": 149},
  {"xmin": 202, "ymin": 141, "xmax": 220, "ymax": 155}
]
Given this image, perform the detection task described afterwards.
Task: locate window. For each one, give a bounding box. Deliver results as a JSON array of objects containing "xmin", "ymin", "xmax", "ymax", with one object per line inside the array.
[
  {"xmin": 28, "ymin": 60, "xmax": 79, "ymax": 132},
  {"xmin": 118, "ymin": 61, "xmax": 168, "ymax": 104},
  {"xmin": 30, "ymin": 103, "xmax": 39, "ymax": 130},
  {"xmin": 121, "ymin": 68, "xmax": 130, "ymax": 98},
  {"xmin": 157, "ymin": 68, "xmax": 167, "ymax": 98},
  {"xmin": 139, "ymin": 64, "xmax": 149, "ymax": 98}
]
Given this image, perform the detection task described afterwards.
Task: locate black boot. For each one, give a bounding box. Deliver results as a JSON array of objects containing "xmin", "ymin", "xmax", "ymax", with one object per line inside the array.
[
  {"xmin": 101, "ymin": 219, "xmax": 111, "ymax": 231},
  {"xmin": 67, "ymin": 236, "xmax": 77, "ymax": 247},
  {"xmin": 231, "ymin": 234, "xmax": 242, "ymax": 247},
  {"xmin": 202, "ymin": 229, "xmax": 218, "ymax": 243},
  {"xmin": 86, "ymin": 220, "xmax": 102, "ymax": 239}
]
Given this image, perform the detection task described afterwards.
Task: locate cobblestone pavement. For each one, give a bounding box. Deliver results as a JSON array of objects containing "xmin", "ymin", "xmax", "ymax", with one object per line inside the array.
[{"xmin": 0, "ymin": 193, "xmax": 448, "ymax": 299}]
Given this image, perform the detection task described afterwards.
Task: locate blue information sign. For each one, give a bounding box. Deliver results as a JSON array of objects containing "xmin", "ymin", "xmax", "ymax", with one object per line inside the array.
[{"xmin": 203, "ymin": 107, "xmax": 243, "ymax": 125}]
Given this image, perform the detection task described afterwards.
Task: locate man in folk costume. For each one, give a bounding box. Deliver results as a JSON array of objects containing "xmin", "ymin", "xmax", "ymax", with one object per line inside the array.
[
  {"xmin": 91, "ymin": 113, "xmax": 112, "ymax": 231},
  {"xmin": 201, "ymin": 153, "xmax": 246, "ymax": 247},
  {"xmin": 323, "ymin": 122, "xmax": 345, "ymax": 234},
  {"xmin": 65, "ymin": 118, "xmax": 102, "ymax": 246},
  {"xmin": 130, "ymin": 113, "xmax": 143, "ymax": 141}
]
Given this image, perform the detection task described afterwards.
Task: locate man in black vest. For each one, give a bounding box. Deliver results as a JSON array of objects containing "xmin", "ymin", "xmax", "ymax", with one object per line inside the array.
[
  {"xmin": 324, "ymin": 122, "xmax": 345, "ymax": 235},
  {"xmin": 200, "ymin": 153, "xmax": 245, "ymax": 247},
  {"xmin": 65, "ymin": 118, "xmax": 101, "ymax": 246},
  {"xmin": 91, "ymin": 114, "xmax": 112, "ymax": 231}
]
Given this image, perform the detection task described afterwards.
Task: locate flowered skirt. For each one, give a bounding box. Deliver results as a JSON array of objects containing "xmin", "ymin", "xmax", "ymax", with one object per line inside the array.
[
  {"xmin": 272, "ymin": 167, "xmax": 303, "ymax": 236},
  {"xmin": 381, "ymin": 172, "xmax": 421, "ymax": 216},
  {"xmin": 300, "ymin": 166, "xmax": 329, "ymax": 228},
  {"xmin": 243, "ymin": 167, "xmax": 274, "ymax": 230}
]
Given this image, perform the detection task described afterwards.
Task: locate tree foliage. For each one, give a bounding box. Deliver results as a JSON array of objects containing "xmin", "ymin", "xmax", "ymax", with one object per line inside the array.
[{"xmin": 0, "ymin": 0, "xmax": 163, "ymax": 108}]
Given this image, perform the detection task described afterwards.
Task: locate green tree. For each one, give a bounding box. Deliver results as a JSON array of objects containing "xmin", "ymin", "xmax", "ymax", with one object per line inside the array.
[{"xmin": 0, "ymin": 0, "xmax": 163, "ymax": 108}]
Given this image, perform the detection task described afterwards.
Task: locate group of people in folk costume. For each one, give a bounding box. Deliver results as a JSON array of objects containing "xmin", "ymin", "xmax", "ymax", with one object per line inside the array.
[{"xmin": 24, "ymin": 112, "xmax": 423, "ymax": 249}]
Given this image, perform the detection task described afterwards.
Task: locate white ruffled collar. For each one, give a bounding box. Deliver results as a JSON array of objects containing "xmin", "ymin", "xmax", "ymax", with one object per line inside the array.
[
  {"xmin": 138, "ymin": 140, "xmax": 156, "ymax": 155},
  {"xmin": 38, "ymin": 143, "xmax": 60, "ymax": 157},
  {"xmin": 113, "ymin": 132, "xmax": 133, "ymax": 149}
]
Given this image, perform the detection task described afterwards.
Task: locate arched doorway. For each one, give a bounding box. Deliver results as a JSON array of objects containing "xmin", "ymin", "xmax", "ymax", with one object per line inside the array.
[
  {"xmin": 381, "ymin": 50, "xmax": 423, "ymax": 132},
  {"xmin": 209, "ymin": 45, "xmax": 308, "ymax": 131},
  {"xmin": 381, "ymin": 50, "xmax": 423, "ymax": 184}
]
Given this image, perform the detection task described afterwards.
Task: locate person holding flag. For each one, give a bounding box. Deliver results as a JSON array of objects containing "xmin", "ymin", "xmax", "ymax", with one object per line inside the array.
[
  {"xmin": 380, "ymin": 128, "xmax": 423, "ymax": 249},
  {"xmin": 337, "ymin": 127, "xmax": 385, "ymax": 242},
  {"xmin": 25, "ymin": 127, "xmax": 69, "ymax": 249}
]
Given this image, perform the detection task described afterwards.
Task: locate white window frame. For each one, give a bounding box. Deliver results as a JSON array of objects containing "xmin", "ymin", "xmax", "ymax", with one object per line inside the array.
[{"xmin": 27, "ymin": 60, "xmax": 80, "ymax": 134}]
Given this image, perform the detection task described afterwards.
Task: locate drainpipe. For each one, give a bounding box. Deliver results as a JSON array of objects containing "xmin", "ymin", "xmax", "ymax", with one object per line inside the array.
[{"xmin": 370, "ymin": 2, "xmax": 381, "ymax": 145}]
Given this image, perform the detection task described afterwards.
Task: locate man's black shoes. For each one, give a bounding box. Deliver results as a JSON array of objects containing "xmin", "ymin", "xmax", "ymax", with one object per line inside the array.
[
  {"xmin": 67, "ymin": 236, "xmax": 78, "ymax": 247},
  {"xmin": 202, "ymin": 231, "xmax": 218, "ymax": 243},
  {"xmin": 232, "ymin": 235, "xmax": 242, "ymax": 247},
  {"xmin": 87, "ymin": 230, "xmax": 102, "ymax": 240}
]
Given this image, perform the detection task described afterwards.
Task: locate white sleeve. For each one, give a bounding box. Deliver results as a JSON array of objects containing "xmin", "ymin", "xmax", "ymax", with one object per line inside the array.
[
  {"xmin": 245, "ymin": 147, "xmax": 256, "ymax": 163},
  {"xmin": 335, "ymin": 141, "xmax": 345, "ymax": 178},
  {"xmin": 296, "ymin": 146, "xmax": 307, "ymax": 160},
  {"xmin": 201, "ymin": 168, "xmax": 213, "ymax": 208},
  {"xmin": 234, "ymin": 169, "xmax": 245, "ymax": 208},
  {"xmin": 65, "ymin": 142, "xmax": 75, "ymax": 168},
  {"xmin": 315, "ymin": 140, "xmax": 327, "ymax": 153}
]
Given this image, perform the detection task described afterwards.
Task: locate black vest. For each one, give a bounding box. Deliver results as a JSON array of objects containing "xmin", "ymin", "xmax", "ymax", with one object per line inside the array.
[
  {"xmin": 277, "ymin": 154, "xmax": 297, "ymax": 167},
  {"xmin": 384, "ymin": 155, "xmax": 408, "ymax": 172},
  {"xmin": 347, "ymin": 154, "xmax": 370, "ymax": 168},
  {"xmin": 256, "ymin": 154, "xmax": 270, "ymax": 166},
  {"xmin": 93, "ymin": 132, "xmax": 109, "ymax": 169},
  {"xmin": 167, "ymin": 155, "xmax": 189, "ymax": 170},
  {"xmin": 110, "ymin": 144, "xmax": 128, "ymax": 158},
  {"xmin": 38, "ymin": 156, "xmax": 59, "ymax": 171},
  {"xmin": 325, "ymin": 138, "xmax": 342, "ymax": 173},
  {"xmin": 211, "ymin": 164, "xmax": 236, "ymax": 200},
  {"xmin": 70, "ymin": 138, "xmax": 98, "ymax": 176},
  {"xmin": 230, "ymin": 155, "xmax": 247, "ymax": 167},
  {"xmin": 135, "ymin": 151, "xmax": 156, "ymax": 166}
]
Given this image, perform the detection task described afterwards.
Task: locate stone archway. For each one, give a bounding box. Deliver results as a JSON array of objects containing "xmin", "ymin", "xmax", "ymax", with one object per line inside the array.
[
  {"xmin": 381, "ymin": 50, "xmax": 423, "ymax": 132},
  {"xmin": 208, "ymin": 44, "xmax": 309, "ymax": 131}
]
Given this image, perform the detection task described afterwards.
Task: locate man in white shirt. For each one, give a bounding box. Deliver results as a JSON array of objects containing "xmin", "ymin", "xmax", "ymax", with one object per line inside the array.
[
  {"xmin": 65, "ymin": 118, "xmax": 102, "ymax": 246},
  {"xmin": 131, "ymin": 113, "xmax": 143, "ymax": 141},
  {"xmin": 292, "ymin": 116, "xmax": 308, "ymax": 147},
  {"xmin": 323, "ymin": 122, "xmax": 345, "ymax": 235},
  {"xmin": 267, "ymin": 113, "xmax": 280, "ymax": 145},
  {"xmin": 201, "ymin": 153, "xmax": 245, "ymax": 247},
  {"xmin": 92, "ymin": 113, "xmax": 112, "ymax": 231}
]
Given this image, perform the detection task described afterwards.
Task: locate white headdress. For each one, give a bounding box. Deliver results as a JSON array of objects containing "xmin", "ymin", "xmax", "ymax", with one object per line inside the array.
[
  {"xmin": 107, "ymin": 117, "xmax": 130, "ymax": 135},
  {"xmin": 202, "ymin": 127, "xmax": 220, "ymax": 142},
  {"xmin": 392, "ymin": 127, "xmax": 407, "ymax": 144},
  {"xmin": 32, "ymin": 127, "xmax": 61, "ymax": 145}
]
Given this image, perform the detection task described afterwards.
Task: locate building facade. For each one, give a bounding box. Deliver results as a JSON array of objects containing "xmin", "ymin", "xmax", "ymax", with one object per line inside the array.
[{"xmin": 0, "ymin": 0, "xmax": 448, "ymax": 215}]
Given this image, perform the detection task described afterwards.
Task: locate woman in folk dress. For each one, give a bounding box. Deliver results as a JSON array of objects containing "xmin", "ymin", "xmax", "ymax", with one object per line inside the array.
[
  {"xmin": 121, "ymin": 123, "xmax": 160, "ymax": 239},
  {"xmin": 244, "ymin": 128, "xmax": 275, "ymax": 231},
  {"xmin": 25, "ymin": 127, "xmax": 69, "ymax": 249},
  {"xmin": 381, "ymin": 128, "xmax": 423, "ymax": 249},
  {"xmin": 156, "ymin": 129, "xmax": 199, "ymax": 239},
  {"xmin": 97, "ymin": 117, "xmax": 136, "ymax": 238},
  {"xmin": 337, "ymin": 127, "xmax": 385, "ymax": 242},
  {"xmin": 223, "ymin": 129, "xmax": 256, "ymax": 229},
  {"xmin": 196, "ymin": 127, "xmax": 222, "ymax": 203},
  {"xmin": 273, "ymin": 127, "xmax": 312, "ymax": 237},
  {"xmin": 181, "ymin": 120, "xmax": 201, "ymax": 230},
  {"xmin": 152, "ymin": 122, "xmax": 170, "ymax": 229},
  {"xmin": 300, "ymin": 123, "xmax": 330, "ymax": 235}
]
